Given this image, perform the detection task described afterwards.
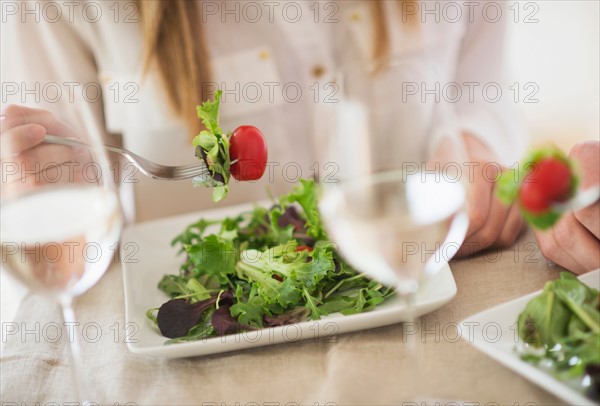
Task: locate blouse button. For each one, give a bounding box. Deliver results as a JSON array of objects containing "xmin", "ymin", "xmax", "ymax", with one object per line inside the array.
[
  {"xmin": 311, "ymin": 65, "xmax": 326, "ymax": 79},
  {"xmin": 259, "ymin": 50, "xmax": 270, "ymax": 60}
]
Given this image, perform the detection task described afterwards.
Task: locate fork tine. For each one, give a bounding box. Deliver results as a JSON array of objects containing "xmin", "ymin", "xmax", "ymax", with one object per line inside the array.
[
  {"xmin": 177, "ymin": 166, "xmax": 203, "ymax": 174},
  {"xmin": 43, "ymin": 134, "xmax": 212, "ymax": 180},
  {"xmin": 177, "ymin": 167, "xmax": 207, "ymax": 176},
  {"xmin": 115, "ymin": 150, "xmax": 208, "ymax": 180},
  {"xmin": 173, "ymin": 166, "xmax": 210, "ymax": 179},
  {"xmin": 185, "ymin": 164, "xmax": 209, "ymax": 174}
]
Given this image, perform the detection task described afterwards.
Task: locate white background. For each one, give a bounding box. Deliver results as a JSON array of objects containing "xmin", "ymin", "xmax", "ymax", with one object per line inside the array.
[{"xmin": 509, "ymin": 1, "xmax": 599, "ymax": 148}]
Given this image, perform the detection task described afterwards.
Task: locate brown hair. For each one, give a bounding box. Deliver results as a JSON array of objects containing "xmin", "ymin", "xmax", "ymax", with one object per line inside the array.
[{"xmin": 135, "ymin": 1, "xmax": 415, "ymax": 136}]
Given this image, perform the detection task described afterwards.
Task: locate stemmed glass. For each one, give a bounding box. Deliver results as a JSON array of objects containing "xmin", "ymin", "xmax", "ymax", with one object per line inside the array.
[
  {"xmin": 0, "ymin": 109, "xmax": 123, "ymax": 403},
  {"xmin": 315, "ymin": 56, "xmax": 470, "ymax": 399}
]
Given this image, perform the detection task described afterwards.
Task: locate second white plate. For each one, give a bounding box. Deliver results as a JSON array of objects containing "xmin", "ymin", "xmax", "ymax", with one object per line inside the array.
[
  {"xmin": 459, "ymin": 269, "xmax": 600, "ymax": 406},
  {"xmin": 121, "ymin": 202, "xmax": 458, "ymax": 358}
]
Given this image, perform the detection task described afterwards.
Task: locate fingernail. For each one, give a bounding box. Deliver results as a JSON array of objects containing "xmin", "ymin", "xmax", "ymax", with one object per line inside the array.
[{"xmin": 28, "ymin": 125, "xmax": 46, "ymax": 140}]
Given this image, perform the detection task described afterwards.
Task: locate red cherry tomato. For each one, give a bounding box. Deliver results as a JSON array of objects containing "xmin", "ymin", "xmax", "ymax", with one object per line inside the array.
[
  {"xmin": 295, "ymin": 245, "xmax": 313, "ymax": 252},
  {"xmin": 520, "ymin": 181, "xmax": 551, "ymax": 213},
  {"xmin": 520, "ymin": 158, "xmax": 572, "ymax": 213},
  {"xmin": 229, "ymin": 126, "xmax": 267, "ymax": 181},
  {"xmin": 531, "ymin": 158, "xmax": 572, "ymax": 201}
]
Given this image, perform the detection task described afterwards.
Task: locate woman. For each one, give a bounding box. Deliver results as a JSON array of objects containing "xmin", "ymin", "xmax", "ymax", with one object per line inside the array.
[{"xmin": 1, "ymin": 0, "xmax": 527, "ymax": 255}]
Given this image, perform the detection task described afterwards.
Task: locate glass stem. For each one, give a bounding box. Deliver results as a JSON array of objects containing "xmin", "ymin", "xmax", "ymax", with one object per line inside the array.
[
  {"xmin": 400, "ymin": 290, "xmax": 423, "ymax": 400},
  {"xmin": 402, "ymin": 291, "xmax": 417, "ymax": 352},
  {"xmin": 60, "ymin": 298, "xmax": 90, "ymax": 404}
]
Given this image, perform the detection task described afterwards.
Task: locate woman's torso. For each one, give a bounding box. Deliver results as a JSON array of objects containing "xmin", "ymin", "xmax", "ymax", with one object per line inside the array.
[{"xmin": 4, "ymin": 0, "xmax": 467, "ymax": 221}]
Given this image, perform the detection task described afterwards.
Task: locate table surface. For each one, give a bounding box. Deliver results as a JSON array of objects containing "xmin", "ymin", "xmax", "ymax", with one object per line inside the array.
[{"xmin": 0, "ymin": 229, "xmax": 574, "ymax": 405}]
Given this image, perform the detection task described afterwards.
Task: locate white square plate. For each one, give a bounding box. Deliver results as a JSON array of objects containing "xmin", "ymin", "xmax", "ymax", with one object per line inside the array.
[
  {"xmin": 122, "ymin": 202, "xmax": 457, "ymax": 358},
  {"xmin": 459, "ymin": 269, "xmax": 600, "ymax": 405}
]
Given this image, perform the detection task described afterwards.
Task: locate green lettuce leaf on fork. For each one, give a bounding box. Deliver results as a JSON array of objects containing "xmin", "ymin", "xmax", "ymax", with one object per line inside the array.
[{"xmin": 192, "ymin": 90, "xmax": 232, "ymax": 202}]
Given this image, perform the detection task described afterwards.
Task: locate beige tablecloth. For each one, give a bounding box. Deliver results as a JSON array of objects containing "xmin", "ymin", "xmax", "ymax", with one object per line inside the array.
[{"xmin": 0, "ymin": 231, "xmax": 570, "ymax": 405}]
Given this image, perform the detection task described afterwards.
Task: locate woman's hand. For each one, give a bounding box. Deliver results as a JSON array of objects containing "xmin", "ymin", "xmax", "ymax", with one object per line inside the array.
[
  {"xmin": 1, "ymin": 105, "xmax": 83, "ymax": 188},
  {"xmin": 1, "ymin": 105, "xmax": 48, "ymax": 158},
  {"xmin": 455, "ymin": 134, "xmax": 526, "ymax": 257},
  {"xmin": 532, "ymin": 141, "xmax": 600, "ymax": 273}
]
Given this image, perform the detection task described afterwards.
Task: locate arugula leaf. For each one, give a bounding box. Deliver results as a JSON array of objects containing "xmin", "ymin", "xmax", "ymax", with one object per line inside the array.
[
  {"xmin": 182, "ymin": 278, "xmax": 212, "ymax": 302},
  {"xmin": 171, "ymin": 218, "xmax": 220, "ymax": 250},
  {"xmin": 185, "ymin": 235, "xmax": 237, "ymax": 284},
  {"xmin": 212, "ymin": 185, "xmax": 228, "ymax": 203},
  {"xmin": 196, "ymin": 91, "xmax": 222, "ymax": 135},
  {"xmin": 230, "ymin": 295, "xmax": 266, "ymax": 327},
  {"xmin": 212, "ymin": 304, "xmax": 256, "ymax": 336},
  {"xmin": 295, "ymin": 242, "xmax": 334, "ymax": 289},
  {"xmin": 267, "ymin": 206, "xmax": 297, "ymax": 245},
  {"xmin": 518, "ymin": 286, "xmax": 572, "ymax": 346},
  {"xmin": 318, "ymin": 296, "xmax": 356, "ymax": 314},
  {"xmin": 279, "ymin": 179, "xmax": 326, "ymax": 240},
  {"xmin": 158, "ymin": 275, "xmax": 191, "ymax": 298}
]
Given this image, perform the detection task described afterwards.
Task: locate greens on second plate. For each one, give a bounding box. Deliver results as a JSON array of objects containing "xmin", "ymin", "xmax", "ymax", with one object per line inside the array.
[
  {"xmin": 517, "ymin": 272, "xmax": 600, "ymax": 400},
  {"xmin": 146, "ymin": 179, "xmax": 394, "ymax": 343}
]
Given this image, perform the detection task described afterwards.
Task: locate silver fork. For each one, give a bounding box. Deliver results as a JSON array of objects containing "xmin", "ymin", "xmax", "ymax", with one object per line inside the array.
[
  {"xmin": 43, "ymin": 135, "xmax": 209, "ymax": 180},
  {"xmin": 553, "ymin": 184, "xmax": 600, "ymax": 212}
]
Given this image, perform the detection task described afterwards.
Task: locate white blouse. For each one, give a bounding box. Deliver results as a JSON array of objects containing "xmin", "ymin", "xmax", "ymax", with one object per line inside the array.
[{"xmin": 1, "ymin": 0, "xmax": 527, "ymax": 221}]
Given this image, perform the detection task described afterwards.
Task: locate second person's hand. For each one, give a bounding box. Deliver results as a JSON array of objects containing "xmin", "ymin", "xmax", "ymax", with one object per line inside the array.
[
  {"xmin": 455, "ymin": 134, "xmax": 526, "ymax": 257},
  {"xmin": 532, "ymin": 141, "xmax": 600, "ymax": 273}
]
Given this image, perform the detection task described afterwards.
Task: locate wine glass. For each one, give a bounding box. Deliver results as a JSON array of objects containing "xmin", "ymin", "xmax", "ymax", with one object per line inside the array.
[
  {"xmin": 315, "ymin": 55, "xmax": 470, "ymax": 399},
  {"xmin": 0, "ymin": 108, "xmax": 123, "ymax": 403}
]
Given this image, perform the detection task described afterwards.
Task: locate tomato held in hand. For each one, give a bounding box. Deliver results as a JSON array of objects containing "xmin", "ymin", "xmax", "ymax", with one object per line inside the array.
[
  {"xmin": 520, "ymin": 158, "xmax": 573, "ymax": 213},
  {"xmin": 519, "ymin": 181, "xmax": 551, "ymax": 213},
  {"xmin": 229, "ymin": 126, "xmax": 268, "ymax": 181}
]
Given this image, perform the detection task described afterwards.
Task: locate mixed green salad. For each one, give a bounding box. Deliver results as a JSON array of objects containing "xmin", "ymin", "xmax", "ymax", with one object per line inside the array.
[
  {"xmin": 147, "ymin": 179, "xmax": 394, "ymax": 343},
  {"xmin": 517, "ymin": 272, "xmax": 600, "ymax": 400}
]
